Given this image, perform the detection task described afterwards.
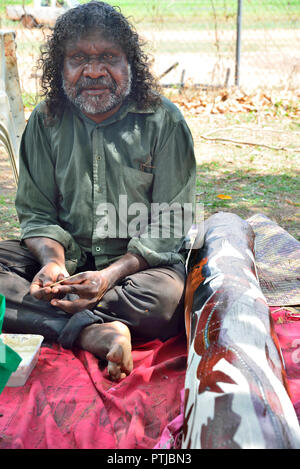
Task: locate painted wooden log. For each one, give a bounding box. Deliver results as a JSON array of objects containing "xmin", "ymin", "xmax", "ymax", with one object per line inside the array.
[{"xmin": 182, "ymin": 212, "xmax": 300, "ymax": 449}]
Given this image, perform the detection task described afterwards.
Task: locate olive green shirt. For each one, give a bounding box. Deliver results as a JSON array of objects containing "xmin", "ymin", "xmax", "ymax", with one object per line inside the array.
[{"xmin": 15, "ymin": 97, "xmax": 196, "ymax": 274}]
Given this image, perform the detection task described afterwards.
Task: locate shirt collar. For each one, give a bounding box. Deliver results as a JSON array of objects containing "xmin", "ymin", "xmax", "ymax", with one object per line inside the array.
[{"xmin": 68, "ymin": 98, "xmax": 156, "ymax": 129}]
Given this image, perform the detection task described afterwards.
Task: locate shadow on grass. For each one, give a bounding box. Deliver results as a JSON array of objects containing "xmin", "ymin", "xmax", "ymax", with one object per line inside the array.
[{"xmin": 196, "ymin": 163, "xmax": 300, "ymax": 240}]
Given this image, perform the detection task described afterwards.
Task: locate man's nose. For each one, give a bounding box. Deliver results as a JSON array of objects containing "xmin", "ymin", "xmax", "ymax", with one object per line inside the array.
[{"xmin": 83, "ymin": 59, "xmax": 107, "ymax": 79}]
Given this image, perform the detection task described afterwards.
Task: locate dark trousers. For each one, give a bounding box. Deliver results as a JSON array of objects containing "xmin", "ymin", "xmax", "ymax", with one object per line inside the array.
[{"xmin": 0, "ymin": 240, "xmax": 186, "ymax": 348}]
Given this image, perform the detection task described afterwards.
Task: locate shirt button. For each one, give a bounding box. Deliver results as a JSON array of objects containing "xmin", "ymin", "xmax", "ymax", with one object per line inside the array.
[
  {"xmin": 97, "ymin": 187, "xmax": 101, "ymax": 192},
  {"xmin": 96, "ymin": 155, "xmax": 102, "ymax": 161},
  {"xmin": 95, "ymin": 247, "xmax": 101, "ymax": 252}
]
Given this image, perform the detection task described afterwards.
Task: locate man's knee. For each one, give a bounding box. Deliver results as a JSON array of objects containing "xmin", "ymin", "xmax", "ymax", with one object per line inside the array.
[
  {"xmin": 124, "ymin": 264, "xmax": 186, "ymax": 338},
  {"xmin": 95, "ymin": 263, "xmax": 186, "ymax": 340},
  {"xmin": 0, "ymin": 239, "xmax": 39, "ymax": 280},
  {"xmin": 126, "ymin": 264, "xmax": 185, "ymax": 311}
]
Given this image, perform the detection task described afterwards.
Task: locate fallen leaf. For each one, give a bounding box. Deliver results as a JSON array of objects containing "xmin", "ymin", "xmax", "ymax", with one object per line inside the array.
[
  {"xmin": 286, "ymin": 199, "xmax": 300, "ymax": 207},
  {"xmin": 217, "ymin": 194, "xmax": 232, "ymax": 200}
]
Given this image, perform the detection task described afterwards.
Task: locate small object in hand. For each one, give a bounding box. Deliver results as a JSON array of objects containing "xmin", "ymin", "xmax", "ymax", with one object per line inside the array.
[{"xmin": 47, "ymin": 273, "xmax": 81, "ymax": 288}]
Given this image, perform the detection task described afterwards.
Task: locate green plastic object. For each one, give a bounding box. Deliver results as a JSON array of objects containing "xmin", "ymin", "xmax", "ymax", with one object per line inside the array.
[{"xmin": 0, "ymin": 295, "xmax": 22, "ymax": 394}]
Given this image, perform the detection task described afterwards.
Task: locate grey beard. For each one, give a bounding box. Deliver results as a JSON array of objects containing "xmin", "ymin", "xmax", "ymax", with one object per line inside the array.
[{"xmin": 62, "ymin": 66, "xmax": 132, "ymax": 115}]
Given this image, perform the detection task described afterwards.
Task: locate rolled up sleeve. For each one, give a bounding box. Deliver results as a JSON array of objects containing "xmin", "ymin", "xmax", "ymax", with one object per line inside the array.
[{"xmin": 15, "ymin": 107, "xmax": 82, "ymax": 272}]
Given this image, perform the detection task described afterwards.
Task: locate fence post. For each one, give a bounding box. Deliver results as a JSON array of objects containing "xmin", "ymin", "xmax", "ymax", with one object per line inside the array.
[{"xmin": 235, "ymin": 0, "xmax": 243, "ymax": 86}]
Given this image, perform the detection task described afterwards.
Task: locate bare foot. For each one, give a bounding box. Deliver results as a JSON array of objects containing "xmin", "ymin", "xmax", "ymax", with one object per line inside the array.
[{"xmin": 77, "ymin": 321, "xmax": 133, "ymax": 381}]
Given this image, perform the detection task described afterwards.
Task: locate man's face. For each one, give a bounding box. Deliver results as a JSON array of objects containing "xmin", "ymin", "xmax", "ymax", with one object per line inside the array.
[{"xmin": 62, "ymin": 30, "xmax": 131, "ymax": 122}]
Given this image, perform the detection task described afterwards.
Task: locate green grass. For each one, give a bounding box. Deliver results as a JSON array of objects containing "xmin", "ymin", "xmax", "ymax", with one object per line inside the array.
[
  {"xmin": 0, "ymin": 194, "xmax": 20, "ymax": 241},
  {"xmin": 87, "ymin": 0, "xmax": 300, "ymax": 28},
  {"xmin": 22, "ymin": 91, "xmax": 41, "ymax": 109},
  {"xmin": 188, "ymin": 114, "xmax": 300, "ymax": 240},
  {"xmin": 195, "ymin": 163, "xmax": 300, "ymax": 240},
  {"xmin": 1, "ymin": 0, "xmax": 299, "ymax": 29}
]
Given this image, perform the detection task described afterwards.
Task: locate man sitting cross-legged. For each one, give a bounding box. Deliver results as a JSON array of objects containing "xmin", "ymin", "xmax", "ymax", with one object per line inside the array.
[{"xmin": 0, "ymin": 1, "xmax": 196, "ymax": 380}]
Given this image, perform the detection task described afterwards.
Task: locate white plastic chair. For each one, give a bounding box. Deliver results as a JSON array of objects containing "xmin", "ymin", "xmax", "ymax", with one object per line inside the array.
[{"xmin": 0, "ymin": 30, "xmax": 26, "ymax": 186}]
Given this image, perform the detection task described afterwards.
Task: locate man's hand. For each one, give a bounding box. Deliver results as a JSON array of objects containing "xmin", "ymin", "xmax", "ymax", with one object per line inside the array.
[
  {"xmin": 24, "ymin": 237, "xmax": 68, "ymax": 302},
  {"xmin": 28, "ymin": 245, "xmax": 148, "ymax": 315},
  {"xmin": 30, "ymin": 261, "xmax": 70, "ymax": 301},
  {"xmin": 47, "ymin": 252, "xmax": 148, "ymax": 314},
  {"xmin": 49, "ymin": 270, "xmax": 110, "ymax": 313}
]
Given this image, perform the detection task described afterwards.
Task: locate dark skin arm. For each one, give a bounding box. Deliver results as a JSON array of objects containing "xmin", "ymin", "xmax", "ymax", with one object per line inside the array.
[
  {"xmin": 26, "ymin": 237, "xmax": 149, "ymax": 314},
  {"xmin": 26, "ymin": 237, "xmax": 69, "ymax": 301},
  {"xmin": 50, "ymin": 251, "xmax": 149, "ymax": 313}
]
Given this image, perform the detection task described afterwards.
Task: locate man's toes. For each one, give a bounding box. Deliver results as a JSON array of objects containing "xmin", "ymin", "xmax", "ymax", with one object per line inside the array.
[
  {"xmin": 107, "ymin": 360, "xmax": 123, "ymax": 381},
  {"xmin": 123, "ymin": 354, "xmax": 133, "ymax": 375},
  {"xmin": 106, "ymin": 342, "xmax": 123, "ymax": 363},
  {"xmin": 106, "ymin": 342, "xmax": 133, "ymax": 377}
]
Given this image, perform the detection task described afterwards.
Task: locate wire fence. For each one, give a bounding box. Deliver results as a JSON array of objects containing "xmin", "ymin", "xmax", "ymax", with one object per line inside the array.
[
  {"xmin": 0, "ymin": 0, "xmax": 300, "ymax": 101},
  {"xmin": 135, "ymin": 0, "xmax": 300, "ymax": 91}
]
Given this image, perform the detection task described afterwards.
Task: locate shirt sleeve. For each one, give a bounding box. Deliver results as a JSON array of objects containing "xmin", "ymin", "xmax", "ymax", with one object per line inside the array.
[
  {"xmin": 15, "ymin": 106, "xmax": 82, "ymax": 274},
  {"xmin": 127, "ymin": 114, "xmax": 196, "ymax": 267}
]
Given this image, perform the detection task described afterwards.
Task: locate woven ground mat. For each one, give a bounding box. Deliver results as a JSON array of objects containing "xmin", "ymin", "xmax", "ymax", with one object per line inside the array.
[{"xmin": 247, "ymin": 213, "xmax": 300, "ymax": 307}]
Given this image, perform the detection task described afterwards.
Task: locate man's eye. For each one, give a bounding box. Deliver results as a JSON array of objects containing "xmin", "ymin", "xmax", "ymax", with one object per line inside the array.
[
  {"xmin": 103, "ymin": 54, "xmax": 117, "ymax": 62},
  {"xmin": 73, "ymin": 55, "xmax": 86, "ymax": 63}
]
